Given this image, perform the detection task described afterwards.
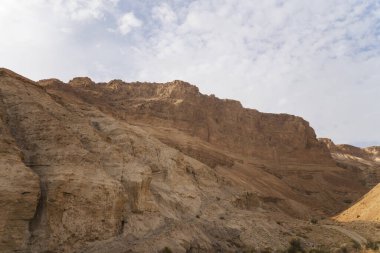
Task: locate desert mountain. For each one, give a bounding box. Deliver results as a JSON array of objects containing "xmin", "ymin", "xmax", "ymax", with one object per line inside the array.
[
  {"xmin": 0, "ymin": 68, "xmax": 379, "ymax": 252},
  {"xmin": 319, "ymin": 138, "xmax": 380, "ymax": 188}
]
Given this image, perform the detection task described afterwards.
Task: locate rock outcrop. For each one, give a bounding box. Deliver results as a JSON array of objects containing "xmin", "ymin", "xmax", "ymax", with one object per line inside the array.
[
  {"xmin": 44, "ymin": 78, "xmax": 367, "ymax": 215},
  {"xmin": 0, "ymin": 111, "xmax": 40, "ymax": 252},
  {"xmin": 0, "ymin": 68, "xmax": 377, "ymax": 252},
  {"xmin": 320, "ymin": 138, "xmax": 380, "ymax": 188},
  {"xmin": 59, "ymin": 79, "xmax": 332, "ymax": 165}
]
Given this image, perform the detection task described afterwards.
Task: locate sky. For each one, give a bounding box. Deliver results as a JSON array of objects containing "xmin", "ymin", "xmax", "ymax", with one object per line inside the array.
[{"xmin": 1, "ymin": 0, "xmax": 379, "ymax": 147}]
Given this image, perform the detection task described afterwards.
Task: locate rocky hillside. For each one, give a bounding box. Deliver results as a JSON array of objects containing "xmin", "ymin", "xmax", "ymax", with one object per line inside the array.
[
  {"xmin": 335, "ymin": 183, "xmax": 380, "ymax": 222},
  {"xmin": 40, "ymin": 76, "xmax": 368, "ymax": 215},
  {"xmin": 319, "ymin": 138, "xmax": 380, "ymax": 188},
  {"xmin": 0, "ymin": 68, "xmax": 378, "ymax": 253}
]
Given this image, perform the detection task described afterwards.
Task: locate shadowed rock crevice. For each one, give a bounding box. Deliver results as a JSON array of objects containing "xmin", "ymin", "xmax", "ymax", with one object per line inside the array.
[{"xmin": 28, "ymin": 179, "xmax": 47, "ymax": 239}]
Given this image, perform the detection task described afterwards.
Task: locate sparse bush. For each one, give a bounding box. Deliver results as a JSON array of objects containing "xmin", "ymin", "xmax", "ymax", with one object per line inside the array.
[
  {"xmin": 242, "ymin": 248, "xmax": 258, "ymax": 253},
  {"xmin": 160, "ymin": 246, "xmax": 172, "ymax": 253},
  {"xmin": 339, "ymin": 245, "xmax": 348, "ymax": 253},
  {"xmin": 351, "ymin": 240, "xmax": 361, "ymax": 250},
  {"xmin": 365, "ymin": 240, "xmax": 379, "ymax": 250},
  {"xmin": 286, "ymin": 238, "xmax": 305, "ymax": 253},
  {"xmin": 343, "ymin": 199, "xmax": 352, "ymax": 204},
  {"xmin": 308, "ymin": 249, "xmax": 330, "ymax": 253},
  {"xmin": 310, "ymin": 218, "xmax": 318, "ymax": 224}
]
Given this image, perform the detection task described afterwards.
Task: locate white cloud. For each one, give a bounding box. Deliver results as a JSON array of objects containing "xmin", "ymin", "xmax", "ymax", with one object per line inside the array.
[
  {"xmin": 0, "ymin": 0, "xmax": 379, "ymax": 146},
  {"xmin": 129, "ymin": 0, "xmax": 380, "ymax": 146},
  {"xmin": 0, "ymin": 0, "xmax": 126, "ymax": 81},
  {"xmin": 152, "ymin": 3, "xmax": 177, "ymax": 24},
  {"xmin": 49, "ymin": 0, "xmax": 119, "ymax": 21},
  {"xmin": 117, "ymin": 12, "xmax": 142, "ymax": 35}
]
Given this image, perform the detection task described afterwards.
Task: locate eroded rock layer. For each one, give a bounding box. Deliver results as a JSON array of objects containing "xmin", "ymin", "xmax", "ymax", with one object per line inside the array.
[
  {"xmin": 0, "ymin": 104, "xmax": 40, "ymax": 252},
  {"xmin": 43, "ymin": 77, "xmax": 367, "ymax": 215},
  {"xmin": 0, "ymin": 68, "xmax": 378, "ymax": 253},
  {"xmin": 320, "ymin": 138, "xmax": 380, "ymax": 188}
]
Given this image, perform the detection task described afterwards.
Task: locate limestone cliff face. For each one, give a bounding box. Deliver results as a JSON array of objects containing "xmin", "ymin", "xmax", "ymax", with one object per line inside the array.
[
  {"xmin": 43, "ymin": 78, "xmax": 366, "ymax": 214},
  {"xmin": 0, "ymin": 69, "xmax": 375, "ymax": 252},
  {"xmin": 0, "ymin": 69, "xmax": 226, "ymax": 252},
  {"xmin": 52, "ymin": 79, "xmax": 333, "ymax": 166}
]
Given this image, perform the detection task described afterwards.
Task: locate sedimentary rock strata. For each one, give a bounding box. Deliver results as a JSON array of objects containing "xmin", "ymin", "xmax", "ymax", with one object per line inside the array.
[{"xmin": 0, "ymin": 68, "xmax": 378, "ymax": 252}]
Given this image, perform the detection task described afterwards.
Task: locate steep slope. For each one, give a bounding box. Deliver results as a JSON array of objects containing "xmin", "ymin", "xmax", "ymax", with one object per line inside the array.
[
  {"xmin": 0, "ymin": 77, "xmax": 40, "ymax": 252},
  {"xmin": 335, "ymin": 183, "xmax": 380, "ymax": 222},
  {"xmin": 56, "ymin": 78, "xmax": 332, "ymax": 165},
  {"xmin": 4, "ymin": 68, "xmax": 262, "ymax": 252},
  {"xmin": 0, "ymin": 68, "xmax": 376, "ymax": 252},
  {"xmin": 320, "ymin": 138, "xmax": 380, "ymax": 188},
  {"xmin": 3, "ymin": 68, "xmax": 301, "ymax": 252},
  {"xmin": 41, "ymin": 77, "xmax": 367, "ymax": 216},
  {"xmin": 0, "ymin": 69, "xmax": 127, "ymax": 252}
]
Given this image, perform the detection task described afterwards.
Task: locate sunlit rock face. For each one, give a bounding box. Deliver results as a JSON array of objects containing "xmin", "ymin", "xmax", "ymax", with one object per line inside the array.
[
  {"xmin": 335, "ymin": 183, "xmax": 380, "ymax": 222},
  {"xmin": 320, "ymin": 138, "xmax": 380, "ymax": 188},
  {"xmin": 0, "ymin": 68, "xmax": 376, "ymax": 253}
]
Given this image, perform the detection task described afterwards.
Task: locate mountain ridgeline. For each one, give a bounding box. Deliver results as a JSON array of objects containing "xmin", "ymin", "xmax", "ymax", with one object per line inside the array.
[{"xmin": 0, "ymin": 68, "xmax": 379, "ymax": 253}]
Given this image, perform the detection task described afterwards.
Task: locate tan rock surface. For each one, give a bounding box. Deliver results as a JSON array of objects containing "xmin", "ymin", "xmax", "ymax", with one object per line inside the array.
[
  {"xmin": 320, "ymin": 138, "xmax": 380, "ymax": 188},
  {"xmin": 0, "ymin": 68, "xmax": 378, "ymax": 252},
  {"xmin": 335, "ymin": 183, "xmax": 380, "ymax": 222},
  {"xmin": 0, "ymin": 69, "xmax": 128, "ymax": 252},
  {"xmin": 47, "ymin": 78, "xmax": 367, "ymax": 215},
  {"xmin": 0, "ymin": 110, "xmax": 40, "ymax": 252}
]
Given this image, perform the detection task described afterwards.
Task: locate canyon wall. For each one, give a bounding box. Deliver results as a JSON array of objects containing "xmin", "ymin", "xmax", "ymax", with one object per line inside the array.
[{"xmin": 0, "ymin": 68, "xmax": 377, "ymax": 252}]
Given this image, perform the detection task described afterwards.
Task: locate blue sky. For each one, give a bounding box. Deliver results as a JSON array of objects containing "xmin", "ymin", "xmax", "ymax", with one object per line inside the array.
[{"xmin": 1, "ymin": 0, "xmax": 380, "ymax": 147}]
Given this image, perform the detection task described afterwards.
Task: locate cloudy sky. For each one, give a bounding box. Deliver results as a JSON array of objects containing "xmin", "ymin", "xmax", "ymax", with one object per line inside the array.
[{"xmin": 1, "ymin": 0, "xmax": 379, "ymax": 146}]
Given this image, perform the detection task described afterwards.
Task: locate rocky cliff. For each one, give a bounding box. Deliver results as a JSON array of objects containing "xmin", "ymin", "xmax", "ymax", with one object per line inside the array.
[
  {"xmin": 319, "ymin": 138, "xmax": 380, "ymax": 188},
  {"xmin": 0, "ymin": 68, "xmax": 378, "ymax": 252},
  {"xmin": 57, "ymin": 78, "xmax": 333, "ymax": 165}
]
